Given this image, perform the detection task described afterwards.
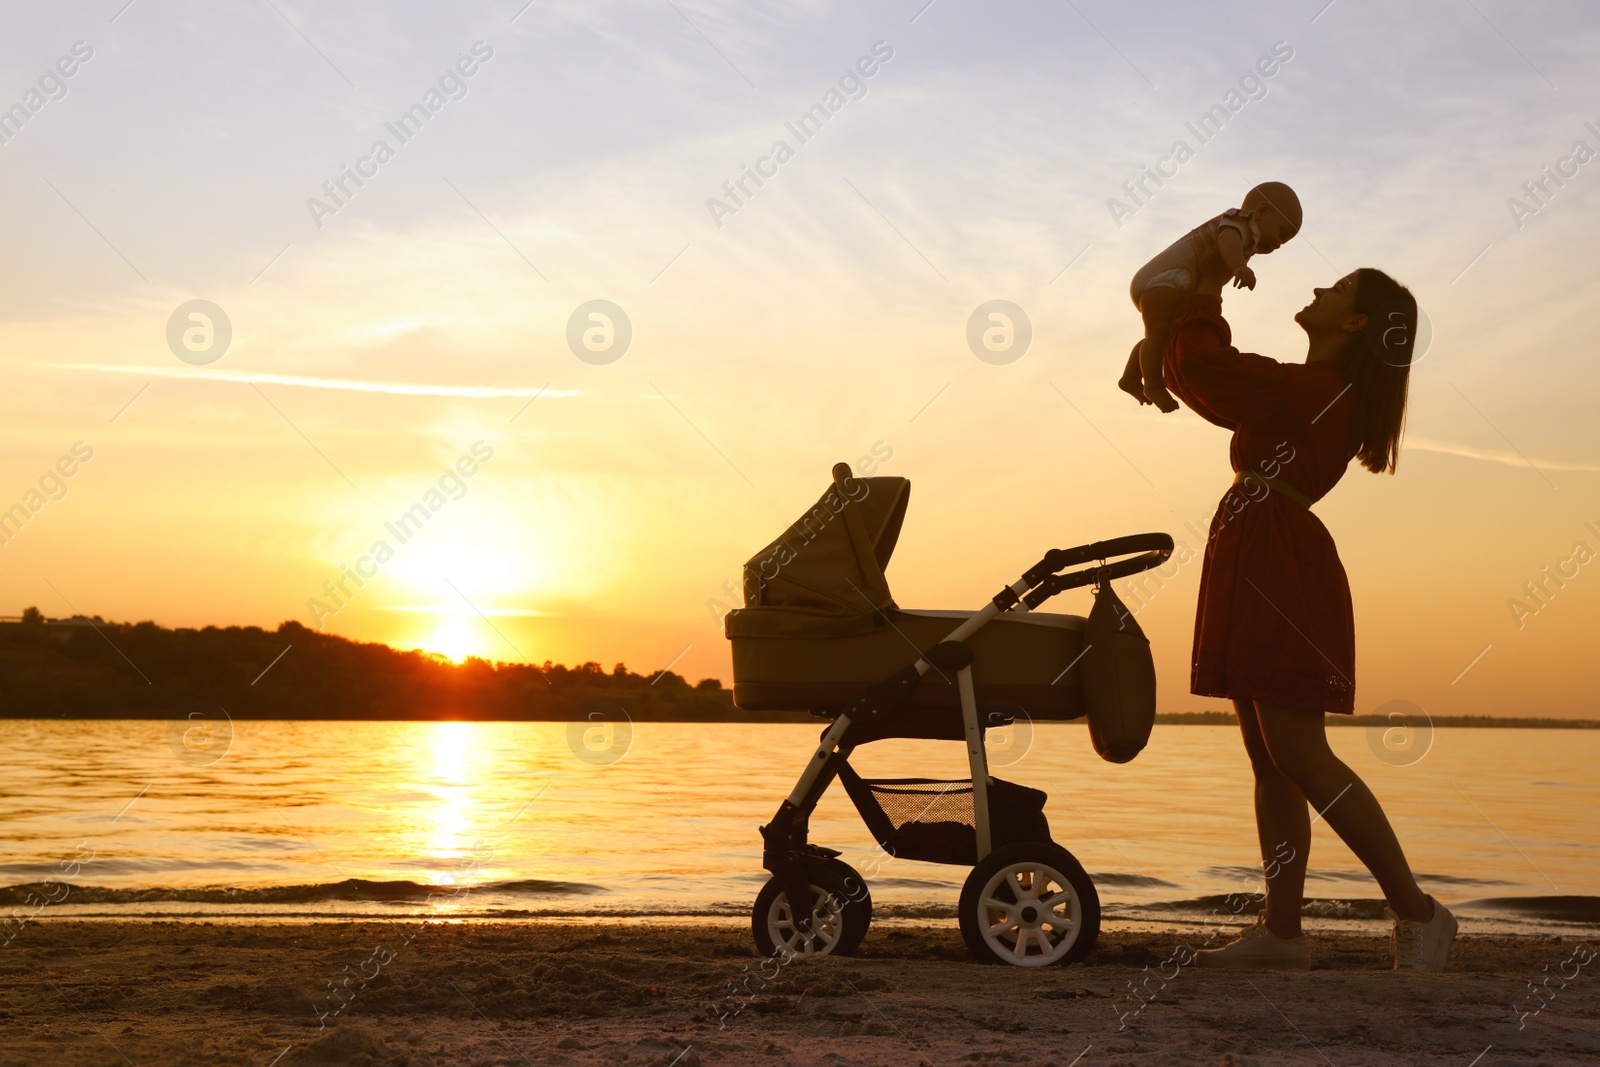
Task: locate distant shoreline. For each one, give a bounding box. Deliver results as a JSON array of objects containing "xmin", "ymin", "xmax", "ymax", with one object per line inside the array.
[{"xmin": 2, "ymin": 612, "xmax": 1593, "ymax": 727}]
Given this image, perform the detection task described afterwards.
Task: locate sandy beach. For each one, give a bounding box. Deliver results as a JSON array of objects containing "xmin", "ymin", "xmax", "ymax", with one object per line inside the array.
[{"xmin": 2, "ymin": 919, "xmax": 1594, "ymax": 1066}]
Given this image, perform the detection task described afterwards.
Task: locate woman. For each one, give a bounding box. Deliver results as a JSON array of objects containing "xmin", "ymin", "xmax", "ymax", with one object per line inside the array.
[{"xmin": 1156, "ymin": 265, "xmax": 1455, "ymax": 972}]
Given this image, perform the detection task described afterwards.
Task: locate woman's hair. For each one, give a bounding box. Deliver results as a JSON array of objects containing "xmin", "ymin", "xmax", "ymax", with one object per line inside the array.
[{"xmin": 1339, "ymin": 268, "xmax": 1417, "ymax": 474}]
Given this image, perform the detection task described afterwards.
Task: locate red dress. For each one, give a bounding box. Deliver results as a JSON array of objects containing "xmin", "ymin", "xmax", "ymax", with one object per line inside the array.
[{"xmin": 1164, "ymin": 295, "xmax": 1359, "ymax": 715}]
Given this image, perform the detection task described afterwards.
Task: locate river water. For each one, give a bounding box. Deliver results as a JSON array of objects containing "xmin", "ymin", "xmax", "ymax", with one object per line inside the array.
[{"xmin": 2, "ymin": 719, "xmax": 1594, "ymax": 934}]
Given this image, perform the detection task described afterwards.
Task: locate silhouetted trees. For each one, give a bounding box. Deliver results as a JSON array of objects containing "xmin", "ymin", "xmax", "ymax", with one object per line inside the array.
[{"xmin": 0, "ymin": 609, "xmax": 800, "ymax": 721}]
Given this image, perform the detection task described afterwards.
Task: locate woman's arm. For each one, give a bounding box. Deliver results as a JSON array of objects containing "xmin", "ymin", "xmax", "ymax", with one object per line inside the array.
[{"xmin": 1164, "ymin": 297, "xmax": 1293, "ymax": 430}]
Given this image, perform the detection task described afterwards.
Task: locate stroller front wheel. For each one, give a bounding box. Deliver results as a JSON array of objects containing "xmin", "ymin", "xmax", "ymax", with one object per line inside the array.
[
  {"xmin": 959, "ymin": 841, "xmax": 1100, "ymax": 967},
  {"xmin": 752, "ymin": 858, "xmax": 872, "ymax": 958}
]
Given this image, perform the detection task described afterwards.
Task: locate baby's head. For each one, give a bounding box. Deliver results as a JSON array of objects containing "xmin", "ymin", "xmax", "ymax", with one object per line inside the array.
[{"xmin": 1243, "ymin": 182, "xmax": 1301, "ymax": 253}]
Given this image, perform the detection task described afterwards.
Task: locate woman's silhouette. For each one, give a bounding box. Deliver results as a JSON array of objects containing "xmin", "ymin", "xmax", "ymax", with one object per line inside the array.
[{"xmin": 1159, "ymin": 264, "xmax": 1456, "ymax": 971}]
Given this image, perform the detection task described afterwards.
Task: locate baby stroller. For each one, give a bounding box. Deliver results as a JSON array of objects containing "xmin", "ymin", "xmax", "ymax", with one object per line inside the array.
[{"xmin": 726, "ymin": 463, "xmax": 1172, "ymax": 967}]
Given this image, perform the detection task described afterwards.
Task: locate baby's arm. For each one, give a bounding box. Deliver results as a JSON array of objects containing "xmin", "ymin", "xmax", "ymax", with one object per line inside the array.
[{"xmin": 1216, "ymin": 226, "xmax": 1255, "ymax": 289}]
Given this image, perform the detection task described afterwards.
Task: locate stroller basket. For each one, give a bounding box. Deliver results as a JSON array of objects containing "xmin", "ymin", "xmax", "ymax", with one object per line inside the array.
[{"xmin": 838, "ymin": 769, "xmax": 1051, "ymax": 866}]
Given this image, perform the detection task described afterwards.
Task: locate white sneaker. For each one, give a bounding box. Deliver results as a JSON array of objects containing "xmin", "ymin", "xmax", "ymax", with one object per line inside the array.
[
  {"xmin": 1389, "ymin": 895, "xmax": 1456, "ymax": 972},
  {"xmin": 1195, "ymin": 916, "xmax": 1311, "ymax": 970}
]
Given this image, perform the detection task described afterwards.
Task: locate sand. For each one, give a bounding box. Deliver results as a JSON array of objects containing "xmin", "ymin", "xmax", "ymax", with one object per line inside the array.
[{"xmin": 1, "ymin": 919, "xmax": 1595, "ymax": 1066}]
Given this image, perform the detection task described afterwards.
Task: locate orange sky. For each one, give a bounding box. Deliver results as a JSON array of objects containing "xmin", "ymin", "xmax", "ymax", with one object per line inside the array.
[{"xmin": 1, "ymin": 2, "xmax": 1596, "ymax": 717}]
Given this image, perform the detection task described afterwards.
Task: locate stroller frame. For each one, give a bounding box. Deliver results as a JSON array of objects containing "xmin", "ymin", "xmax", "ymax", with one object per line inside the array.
[{"xmin": 754, "ymin": 464, "xmax": 1172, "ymax": 965}]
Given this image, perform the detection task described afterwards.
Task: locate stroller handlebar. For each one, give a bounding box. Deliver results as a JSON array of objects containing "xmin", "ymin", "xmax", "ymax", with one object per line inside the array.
[{"xmin": 1016, "ymin": 533, "xmax": 1175, "ymax": 609}]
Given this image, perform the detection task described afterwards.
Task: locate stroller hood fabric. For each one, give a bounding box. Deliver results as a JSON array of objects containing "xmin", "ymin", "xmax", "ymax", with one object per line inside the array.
[{"xmin": 727, "ymin": 473, "xmax": 910, "ymax": 639}]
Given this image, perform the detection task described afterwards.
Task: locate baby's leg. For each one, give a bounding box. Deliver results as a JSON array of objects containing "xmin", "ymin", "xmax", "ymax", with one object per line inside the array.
[
  {"xmin": 1137, "ymin": 284, "xmax": 1187, "ymax": 413},
  {"xmin": 1120, "ymin": 258, "xmax": 1168, "ymax": 404},
  {"xmin": 1118, "ymin": 341, "xmax": 1148, "ymax": 404}
]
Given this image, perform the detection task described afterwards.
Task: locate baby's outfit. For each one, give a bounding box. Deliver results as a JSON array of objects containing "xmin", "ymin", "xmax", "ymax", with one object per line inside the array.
[{"xmin": 1129, "ymin": 208, "xmax": 1262, "ymax": 308}]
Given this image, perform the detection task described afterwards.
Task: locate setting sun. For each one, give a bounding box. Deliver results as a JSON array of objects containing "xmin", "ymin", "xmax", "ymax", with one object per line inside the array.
[{"xmin": 423, "ymin": 616, "xmax": 482, "ymax": 664}]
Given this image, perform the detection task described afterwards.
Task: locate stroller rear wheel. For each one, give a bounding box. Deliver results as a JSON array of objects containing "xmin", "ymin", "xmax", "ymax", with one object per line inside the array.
[
  {"xmin": 752, "ymin": 858, "xmax": 872, "ymax": 958},
  {"xmin": 958, "ymin": 841, "xmax": 1099, "ymax": 967}
]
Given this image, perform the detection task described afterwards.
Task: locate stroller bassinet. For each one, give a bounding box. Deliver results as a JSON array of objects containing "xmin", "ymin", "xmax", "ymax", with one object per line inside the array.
[
  {"xmin": 728, "ymin": 467, "xmax": 1094, "ymax": 739},
  {"xmin": 727, "ymin": 463, "xmax": 1172, "ymax": 967}
]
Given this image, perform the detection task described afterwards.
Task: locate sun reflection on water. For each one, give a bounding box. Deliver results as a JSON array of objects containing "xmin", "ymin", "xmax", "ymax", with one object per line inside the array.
[{"xmin": 423, "ymin": 720, "xmax": 479, "ymax": 886}]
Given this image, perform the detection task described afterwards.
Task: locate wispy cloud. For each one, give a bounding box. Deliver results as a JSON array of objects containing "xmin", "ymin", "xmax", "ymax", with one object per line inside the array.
[
  {"xmin": 1407, "ymin": 435, "xmax": 1600, "ymax": 473},
  {"xmin": 54, "ymin": 363, "xmax": 575, "ymax": 399}
]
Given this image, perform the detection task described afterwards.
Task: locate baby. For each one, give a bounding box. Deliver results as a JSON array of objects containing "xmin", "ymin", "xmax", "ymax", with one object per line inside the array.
[{"xmin": 1119, "ymin": 182, "xmax": 1302, "ymax": 411}]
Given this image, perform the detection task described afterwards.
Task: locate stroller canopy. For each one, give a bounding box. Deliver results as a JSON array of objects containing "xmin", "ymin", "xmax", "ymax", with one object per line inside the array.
[{"xmin": 729, "ymin": 466, "xmax": 910, "ymax": 639}]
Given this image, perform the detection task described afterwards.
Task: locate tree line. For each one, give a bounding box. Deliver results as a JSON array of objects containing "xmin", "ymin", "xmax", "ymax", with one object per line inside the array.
[{"xmin": 0, "ymin": 609, "xmax": 806, "ymax": 721}]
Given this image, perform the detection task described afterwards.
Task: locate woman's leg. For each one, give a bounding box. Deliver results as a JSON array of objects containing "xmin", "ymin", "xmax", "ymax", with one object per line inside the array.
[
  {"xmin": 1255, "ymin": 703, "xmax": 1432, "ymax": 922},
  {"xmin": 1234, "ymin": 699, "xmax": 1310, "ymax": 939}
]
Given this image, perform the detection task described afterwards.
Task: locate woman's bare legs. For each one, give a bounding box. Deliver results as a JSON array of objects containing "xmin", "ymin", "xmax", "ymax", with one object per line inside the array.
[
  {"xmin": 1233, "ymin": 699, "xmax": 1311, "ymax": 939},
  {"xmin": 1254, "ymin": 702, "xmax": 1432, "ymax": 924}
]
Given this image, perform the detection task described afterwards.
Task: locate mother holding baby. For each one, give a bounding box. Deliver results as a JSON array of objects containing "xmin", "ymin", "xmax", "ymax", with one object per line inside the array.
[{"xmin": 1125, "ymin": 183, "xmax": 1456, "ymax": 972}]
